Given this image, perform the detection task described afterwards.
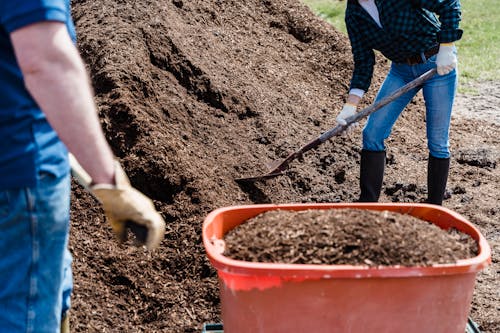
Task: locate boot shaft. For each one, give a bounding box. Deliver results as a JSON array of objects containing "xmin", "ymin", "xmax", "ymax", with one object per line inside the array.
[
  {"xmin": 359, "ymin": 150, "xmax": 386, "ymax": 202},
  {"xmin": 427, "ymin": 155, "xmax": 450, "ymax": 205}
]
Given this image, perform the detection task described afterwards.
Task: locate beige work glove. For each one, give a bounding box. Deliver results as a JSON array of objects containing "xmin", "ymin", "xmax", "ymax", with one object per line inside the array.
[
  {"xmin": 436, "ymin": 43, "xmax": 457, "ymax": 75},
  {"xmin": 90, "ymin": 162, "xmax": 166, "ymax": 250},
  {"xmin": 70, "ymin": 155, "xmax": 165, "ymax": 249}
]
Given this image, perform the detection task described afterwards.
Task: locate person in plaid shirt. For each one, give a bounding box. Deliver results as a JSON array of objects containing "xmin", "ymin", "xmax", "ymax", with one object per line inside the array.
[{"xmin": 336, "ymin": 0, "xmax": 462, "ymax": 205}]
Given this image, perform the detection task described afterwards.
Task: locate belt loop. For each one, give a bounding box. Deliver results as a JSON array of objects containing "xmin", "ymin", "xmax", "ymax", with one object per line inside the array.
[{"xmin": 420, "ymin": 52, "xmax": 426, "ymax": 63}]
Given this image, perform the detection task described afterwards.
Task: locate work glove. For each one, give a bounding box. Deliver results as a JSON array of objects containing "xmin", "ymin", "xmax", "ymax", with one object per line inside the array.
[
  {"xmin": 335, "ymin": 103, "xmax": 358, "ymax": 133},
  {"xmin": 435, "ymin": 43, "xmax": 457, "ymax": 75},
  {"xmin": 90, "ymin": 162, "xmax": 166, "ymax": 250},
  {"xmin": 69, "ymin": 154, "xmax": 166, "ymax": 250}
]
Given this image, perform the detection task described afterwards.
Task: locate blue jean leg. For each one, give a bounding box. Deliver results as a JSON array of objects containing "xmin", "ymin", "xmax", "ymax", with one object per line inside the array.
[
  {"xmin": 0, "ymin": 171, "xmax": 72, "ymax": 333},
  {"xmin": 362, "ymin": 66, "xmax": 420, "ymax": 151},
  {"xmin": 422, "ymin": 69, "xmax": 457, "ymax": 158},
  {"xmin": 363, "ymin": 57, "xmax": 456, "ymax": 157}
]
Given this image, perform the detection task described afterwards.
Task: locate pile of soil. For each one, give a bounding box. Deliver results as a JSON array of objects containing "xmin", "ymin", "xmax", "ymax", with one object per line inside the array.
[
  {"xmin": 223, "ymin": 209, "xmax": 478, "ymax": 266},
  {"xmin": 69, "ymin": 0, "xmax": 499, "ymax": 332}
]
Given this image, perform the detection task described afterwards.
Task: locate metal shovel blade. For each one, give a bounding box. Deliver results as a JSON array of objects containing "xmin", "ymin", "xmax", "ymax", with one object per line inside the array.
[
  {"xmin": 234, "ymin": 171, "xmax": 286, "ymax": 183},
  {"xmin": 234, "ymin": 148, "xmax": 306, "ymax": 183}
]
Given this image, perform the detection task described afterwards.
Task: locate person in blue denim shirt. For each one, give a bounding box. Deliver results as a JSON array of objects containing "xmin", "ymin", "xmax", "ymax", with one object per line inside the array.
[
  {"xmin": 336, "ymin": 0, "xmax": 462, "ymax": 205},
  {"xmin": 0, "ymin": 1, "xmax": 165, "ymax": 332}
]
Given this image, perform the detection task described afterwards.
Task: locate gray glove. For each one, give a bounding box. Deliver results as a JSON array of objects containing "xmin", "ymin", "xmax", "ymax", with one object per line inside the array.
[
  {"xmin": 436, "ymin": 43, "xmax": 457, "ymax": 75},
  {"xmin": 336, "ymin": 103, "xmax": 359, "ymax": 133}
]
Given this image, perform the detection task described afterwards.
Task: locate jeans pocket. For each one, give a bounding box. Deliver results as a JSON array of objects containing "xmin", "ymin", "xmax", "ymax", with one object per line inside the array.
[{"xmin": 0, "ymin": 191, "xmax": 10, "ymax": 218}]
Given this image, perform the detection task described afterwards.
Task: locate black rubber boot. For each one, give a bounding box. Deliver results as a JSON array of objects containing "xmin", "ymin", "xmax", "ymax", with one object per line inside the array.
[
  {"xmin": 427, "ymin": 155, "xmax": 450, "ymax": 205},
  {"xmin": 359, "ymin": 150, "xmax": 386, "ymax": 202}
]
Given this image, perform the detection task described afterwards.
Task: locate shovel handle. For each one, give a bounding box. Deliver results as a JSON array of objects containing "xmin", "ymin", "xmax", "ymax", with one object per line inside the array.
[
  {"xmin": 268, "ymin": 68, "xmax": 437, "ymax": 174},
  {"xmin": 319, "ymin": 68, "xmax": 437, "ymax": 143},
  {"xmin": 69, "ymin": 153, "xmax": 92, "ymax": 190}
]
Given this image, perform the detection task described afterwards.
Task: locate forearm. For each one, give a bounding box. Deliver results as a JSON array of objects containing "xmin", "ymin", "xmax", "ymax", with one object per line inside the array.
[
  {"xmin": 24, "ymin": 52, "xmax": 115, "ymax": 183},
  {"xmin": 346, "ymin": 20, "xmax": 375, "ymax": 93},
  {"xmin": 11, "ymin": 22, "xmax": 115, "ymax": 184}
]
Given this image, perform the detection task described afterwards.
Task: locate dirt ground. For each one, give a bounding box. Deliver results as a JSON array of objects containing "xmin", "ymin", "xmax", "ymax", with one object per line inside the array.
[{"xmin": 69, "ymin": 0, "xmax": 499, "ymax": 332}]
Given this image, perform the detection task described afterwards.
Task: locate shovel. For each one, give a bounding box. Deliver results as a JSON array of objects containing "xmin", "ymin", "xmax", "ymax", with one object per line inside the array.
[{"xmin": 236, "ymin": 68, "xmax": 437, "ymax": 182}]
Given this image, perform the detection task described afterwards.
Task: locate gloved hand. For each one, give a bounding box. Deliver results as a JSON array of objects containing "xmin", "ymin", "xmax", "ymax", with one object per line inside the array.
[
  {"xmin": 336, "ymin": 103, "xmax": 358, "ymax": 133},
  {"xmin": 69, "ymin": 154, "xmax": 166, "ymax": 249},
  {"xmin": 436, "ymin": 43, "xmax": 457, "ymax": 75},
  {"xmin": 90, "ymin": 162, "xmax": 166, "ymax": 250}
]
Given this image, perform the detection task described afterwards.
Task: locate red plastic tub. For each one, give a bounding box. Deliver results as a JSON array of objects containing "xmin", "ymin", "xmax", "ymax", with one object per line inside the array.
[{"xmin": 202, "ymin": 203, "xmax": 491, "ymax": 333}]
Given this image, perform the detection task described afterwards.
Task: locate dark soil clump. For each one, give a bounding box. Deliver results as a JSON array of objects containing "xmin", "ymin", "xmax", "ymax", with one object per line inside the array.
[{"xmin": 224, "ymin": 209, "xmax": 478, "ymax": 266}]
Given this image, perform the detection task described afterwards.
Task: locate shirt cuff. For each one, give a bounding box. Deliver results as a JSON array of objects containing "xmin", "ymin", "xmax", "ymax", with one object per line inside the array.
[
  {"xmin": 349, "ymin": 88, "xmax": 365, "ymax": 99},
  {"xmin": 438, "ymin": 29, "xmax": 463, "ymax": 44}
]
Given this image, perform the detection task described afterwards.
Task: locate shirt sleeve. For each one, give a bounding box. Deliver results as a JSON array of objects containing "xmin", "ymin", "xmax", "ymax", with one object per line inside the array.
[
  {"xmin": 345, "ymin": 14, "xmax": 375, "ymax": 92},
  {"xmin": 411, "ymin": 0, "xmax": 463, "ymax": 43},
  {"xmin": 0, "ymin": 0, "xmax": 69, "ymax": 33}
]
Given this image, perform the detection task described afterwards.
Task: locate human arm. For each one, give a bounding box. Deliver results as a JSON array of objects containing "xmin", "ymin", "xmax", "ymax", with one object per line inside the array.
[
  {"xmin": 411, "ymin": 0, "xmax": 461, "ymax": 75},
  {"xmin": 345, "ymin": 15, "xmax": 376, "ymax": 93},
  {"xmin": 11, "ymin": 21, "xmax": 115, "ymax": 184},
  {"xmin": 411, "ymin": 0, "xmax": 462, "ymax": 43},
  {"xmin": 336, "ymin": 14, "xmax": 374, "ymax": 126},
  {"xmin": 10, "ymin": 22, "xmax": 165, "ymax": 249}
]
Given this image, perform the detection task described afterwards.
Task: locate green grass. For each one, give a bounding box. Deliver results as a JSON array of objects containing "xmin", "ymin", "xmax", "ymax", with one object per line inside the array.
[
  {"xmin": 302, "ymin": 0, "xmax": 500, "ymax": 83},
  {"xmin": 457, "ymin": 0, "xmax": 500, "ymax": 82},
  {"xmin": 302, "ymin": 0, "xmax": 347, "ymax": 33}
]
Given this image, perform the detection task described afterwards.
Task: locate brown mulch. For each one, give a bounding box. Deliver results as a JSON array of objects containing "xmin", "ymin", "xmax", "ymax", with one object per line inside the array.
[
  {"xmin": 68, "ymin": 0, "xmax": 499, "ymax": 332},
  {"xmin": 223, "ymin": 209, "xmax": 478, "ymax": 266}
]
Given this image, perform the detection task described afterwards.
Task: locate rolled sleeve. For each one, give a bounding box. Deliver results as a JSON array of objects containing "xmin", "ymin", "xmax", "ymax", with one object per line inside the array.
[{"xmin": 0, "ymin": 1, "xmax": 69, "ymax": 33}]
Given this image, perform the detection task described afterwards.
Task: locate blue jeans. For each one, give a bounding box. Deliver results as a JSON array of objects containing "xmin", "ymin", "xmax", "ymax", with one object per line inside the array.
[
  {"xmin": 362, "ymin": 55, "xmax": 457, "ymax": 158},
  {"xmin": 0, "ymin": 171, "xmax": 73, "ymax": 332}
]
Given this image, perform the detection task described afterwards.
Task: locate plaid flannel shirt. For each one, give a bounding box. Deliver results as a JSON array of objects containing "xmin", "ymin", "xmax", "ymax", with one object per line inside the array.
[{"xmin": 346, "ymin": 0, "xmax": 463, "ymax": 92}]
